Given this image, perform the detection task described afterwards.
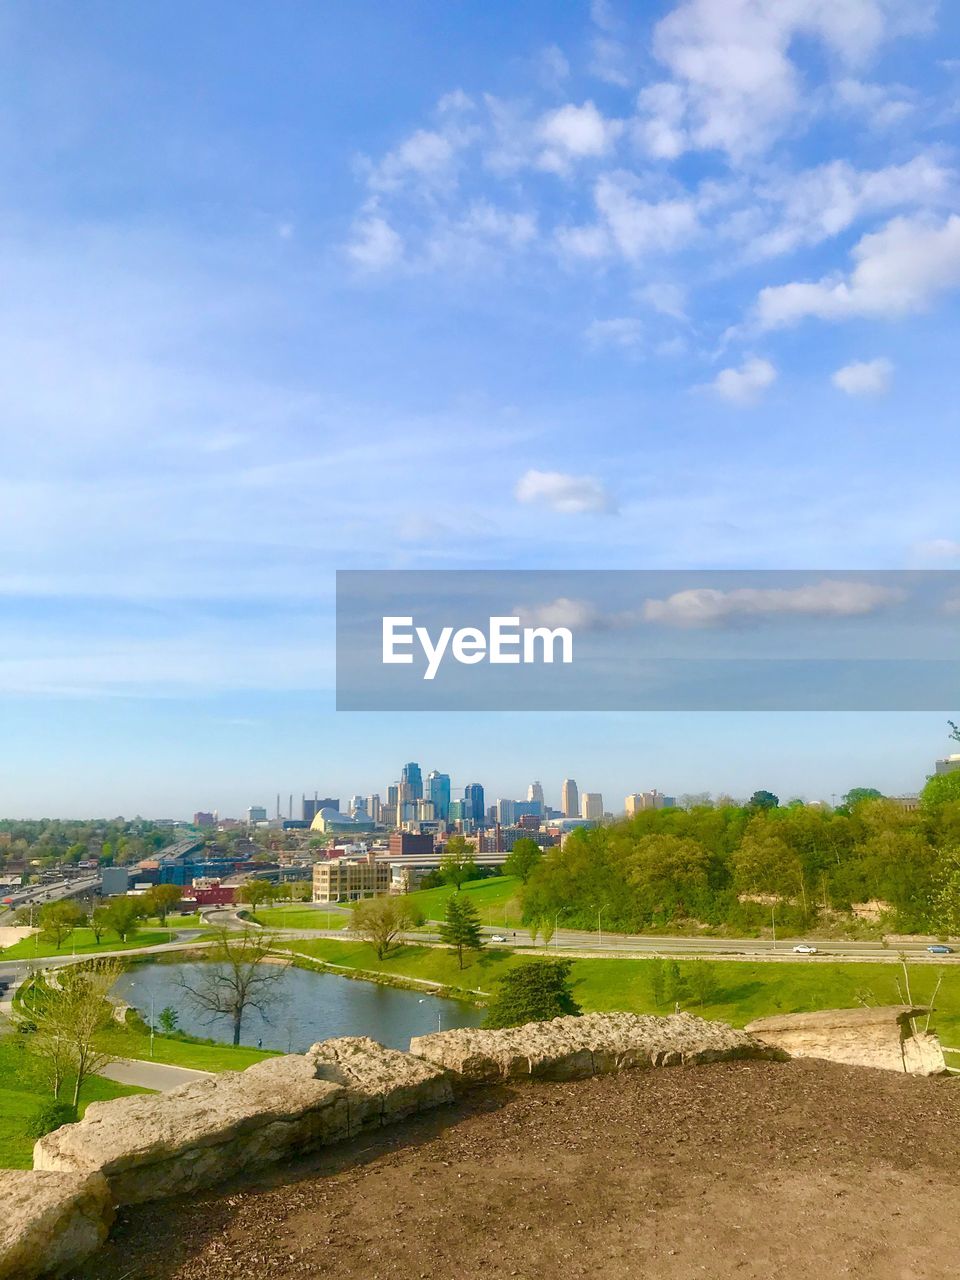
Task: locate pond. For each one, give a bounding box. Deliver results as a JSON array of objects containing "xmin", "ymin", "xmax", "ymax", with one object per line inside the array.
[{"xmin": 112, "ymin": 961, "xmax": 485, "ymax": 1053}]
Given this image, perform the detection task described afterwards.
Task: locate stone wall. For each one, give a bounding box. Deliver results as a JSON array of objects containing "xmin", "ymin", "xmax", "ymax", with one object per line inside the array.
[
  {"xmin": 8, "ymin": 1013, "xmax": 782, "ymax": 1274},
  {"xmin": 0, "ymin": 1170, "xmax": 113, "ymax": 1280},
  {"xmin": 409, "ymin": 1011, "xmax": 782, "ymax": 1083},
  {"xmin": 745, "ymin": 1005, "xmax": 947, "ymax": 1075}
]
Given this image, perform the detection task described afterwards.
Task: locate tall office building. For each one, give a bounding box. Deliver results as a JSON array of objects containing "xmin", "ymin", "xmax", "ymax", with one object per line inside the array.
[
  {"xmin": 625, "ymin": 790, "xmax": 675, "ymax": 814},
  {"xmin": 527, "ymin": 781, "xmax": 545, "ymax": 814},
  {"xmin": 387, "ymin": 783, "xmax": 400, "ymax": 807},
  {"xmin": 246, "ymin": 805, "xmax": 267, "ymax": 825},
  {"xmin": 303, "ymin": 796, "xmax": 339, "ymax": 823},
  {"xmin": 497, "ymin": 798, "xmax": 517, "ymax": 826},
  {"xmin": 401, "ymin": 762, "xmax": 423, "ymax": 801},
  {"xmin": 427, "ymin": 770, "xmax": 451, "ymax": 821},
  {"xmin": 464, "ymin": 783, "xmax": 485, "ymax": 827},
  {"xmin": 349, "ymin": 795, "xmax": 366, "ymax": 817},
  {"xmin": 561, "ymin": 778, "xmax": 579, "ymax": 819},
  {"xmin": 367, "ymin": 794, "xmax": 382, "ymax": 824},
  {"xmin": 581, "ymin": 792, "xmax": 604, "ymax": 821}
]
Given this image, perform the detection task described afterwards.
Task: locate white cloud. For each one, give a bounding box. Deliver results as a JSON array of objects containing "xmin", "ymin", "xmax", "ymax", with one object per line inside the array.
[
  {"xmin": 346, "ymin": 215, "xmax": 404, "ymax": 270},
  {"xmin": 644, "ymin": 580, "xmax": 904, "ymax": 627},
  {"xmin": 537, "ymin": 101, "xmax": 623, "ymax": 172},
  {"xmin": 637, "ymin": 281, "xmax": 688, "ymax": 320},
  {"xmin": 537, "ymin": 45, "xmax": 570, "ymax": 90},
  {"xmin": 834, "ymin": 77, "xmax": 916, "ymax": 127},
  {"xmin": 638, "ymin": 0, "xmax": 935, "ymax": 161},
  {"xmin": 585, "ymin": 317, "xmax": 644, "ymax": 351},
  {"xmin": 832, "ymin": 357, "xmax": 893, "ymax": 395},
  {"xmin": 589, "ymin": 0, "xmax": 632, "ymax": 87},
  {"xmin": 708, "ymin": 356, "xmax": 777, "ymax": 405},
  {"xmin": 747, "ymin": 155, "xmax": 954, "ymax": 260},
  {"xmin": 756, "ymin": 214, "xmax": 960, "ymax": 327},
  {"xmin": 367, "ymin": 128, "xmax": 461, "ymax": 194},
  {"xmin": 514, "ymin": 469, "xmax": 616, "ymax": 515},
  {"xmin": 515, "ymin": 597, "xmax": 604, "ymax": 630}
]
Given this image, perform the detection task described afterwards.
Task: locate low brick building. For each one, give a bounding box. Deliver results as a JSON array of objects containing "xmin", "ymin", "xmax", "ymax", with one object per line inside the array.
[{"xmin": 312, "ymin": 855, "xmax": 390, "ymax": 902}]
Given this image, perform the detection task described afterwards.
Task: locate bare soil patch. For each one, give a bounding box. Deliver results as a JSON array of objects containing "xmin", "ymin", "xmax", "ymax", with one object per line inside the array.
[{"xmin": 71, "ymin": 1059, "xmax": 960, "ymax": 1280}]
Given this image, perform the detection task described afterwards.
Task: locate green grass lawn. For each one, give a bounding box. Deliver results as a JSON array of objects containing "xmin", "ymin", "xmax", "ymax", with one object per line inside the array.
[
  {"xmin": 278, "ymin": 937, "xmax": 960, "ymax": 1045},
  {"xmin": 1, "ymin": 928, "xmax": 184, "ymax": 960},
  {"xmin": 95, "ymin": 1018, "xmax": 277, "ymax": 1071},
  {"xmin": 0, "ymin": 1034, "xmax": 145, "ymax": 1169},
  {"xmin": 251, "ymin": 906, "xmax": 348, "ymax": 930},
  {"xmin": 278, "ymin": 935, "xmax": 525, "ymax": 995},
  {"xmin": 406, "ymin": 875, "xmax": 525, "ymax": 927}
]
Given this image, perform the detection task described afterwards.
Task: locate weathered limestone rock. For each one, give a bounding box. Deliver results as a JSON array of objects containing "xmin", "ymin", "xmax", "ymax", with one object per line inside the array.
[
  {"xmin": 33, "ymin": 1054, "xmax": 351, "ymax": 1205},
  {"xmin": 0, "ymin": 1170, "xmax": 113, "ymax": 1280},
  {"xmin": 309, "ymin": 1036, "xmax": 453, "ymax": 1132},
  {"xmin": 745, "ymin": 1006, "xmax": 947, "ymax": 1076},
  {"xmin": 409, "ymin": 1012, "xmax": 781, "ymax": 1085}
]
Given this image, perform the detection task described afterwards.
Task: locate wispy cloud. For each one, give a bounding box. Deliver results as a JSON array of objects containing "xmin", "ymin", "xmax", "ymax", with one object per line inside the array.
[
  {"xmin": 643, "ymin": 581, "xmax": 905, "ymax": 628},
  {"xmin": 515, "ymin": 469, "xmax": 617, "ymax": 515},
  {"xmin": 707, "ymin": 357, "xmax": 777, "ymax": 405}
]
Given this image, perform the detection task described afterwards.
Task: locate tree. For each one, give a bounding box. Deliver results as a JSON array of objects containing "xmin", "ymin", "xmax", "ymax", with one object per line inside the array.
[
  {"xmin": 350, "ymin": 897, "xmax": 417, "ymax": 960},
  {"xmin": 31, "ymin": 960, "xmax": 123, "ymax": 1107},
  {"xmin": 949, "ymin": 720, "xmax": 960, "ymax": 745},
  {"xmin": 438, "ymin": 895, "xmax": 484, "ymax": 969},
  {"xmin": 502, "ymin": 838, "xmax": 543, "ymax": 884},
  {"xmin": 540, "ymin": 915, "xmax": 556, "ymax": 949},
  {"xmin": 687, "ymin": 959, "xmax": 718, "ymax": 1007},
  {"xmin": 38, "ymin": 901, "xmax": 85, "ymax": 951},
  {"xmin": 237, "ymin": 879, "xmax": 277, "ymax": 911},
  {"xmin": 649, "ymin": 956, "xmax": 666, "ymax": 1006},
  {"xmin": 663, "ymin": 960, "xmax": 684, "ymax": 1010},
  {"xmin": 177, "ymin": 928, "xmax": 289, "ymax": 1046},
  {"xmin": 90, "ymin": 905, "xmax": 110, "ymax": 944},
  {"xmin": 439, "ymin": 836, "xmax": 477, "ymax": 890},
  {"xmin": 483, "ymin": 961, "xmax": 582, "ymax": 1029},
  {"xmin": 102, "ymin": 897, "xmax": 142, "ymax": 943},
  {"xmin": 142, "ymin": 884, "xmax": 182, "ymax": 925},
  {"xmin": 748, "ymin": 790, "xmax": 780, "ymax": 811},
  {"xmin": 158, "ymin": 1005, "xmax": 179, "ymax": 1035},
  {"xmin": 841, "ymin": 788, "xmax": 883, "ymax": 809},
  {"xmin": 922, "ymin": 771, "xmax": 960, "ymax": 814}
]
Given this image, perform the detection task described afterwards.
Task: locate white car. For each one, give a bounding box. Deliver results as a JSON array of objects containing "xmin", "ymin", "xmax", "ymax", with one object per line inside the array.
[
  {"xmin": 489, "ymin": 934, "xmax": 508, "ymax": 943},
  {"xmin": 793, "ymin": 943, "xmax": 818, "ymax": 955}
]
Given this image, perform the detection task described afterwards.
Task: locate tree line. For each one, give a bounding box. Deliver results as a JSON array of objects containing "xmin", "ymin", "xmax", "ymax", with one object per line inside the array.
[{"xmin": 521, "ymin": 773, "xmax": 960, "ymax": 936}]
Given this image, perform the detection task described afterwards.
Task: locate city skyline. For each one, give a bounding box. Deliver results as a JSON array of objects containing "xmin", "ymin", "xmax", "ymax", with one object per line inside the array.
[{"xmin": 1, "ymin": 2, "xmax": 959, "ymax": 815}]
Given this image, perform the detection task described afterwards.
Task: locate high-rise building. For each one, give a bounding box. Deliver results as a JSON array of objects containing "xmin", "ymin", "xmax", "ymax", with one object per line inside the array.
[
  {"xmin": 246, "ymin": 806, "xmax": 267, "ymax": 825},
  {"xmin": 581, "ymin": 792, "xmax": 604, "ymax": 821},
  {"xmin": 527, "ymin": 781, "xmax": 545, "ymax": 814},
  {"xmin": 464, "ymin": 783, "xmax": 485, "ymax": 827},
  {"xmin": 416, "ymin": 798, "xmax": 436, "ymax": 822},
  {"xmin": 367, "ymin": 794, "xmax": 382, "ymax": 824},
  {"xmin": 387, "ymin": 783, "xmax": 400, "ymax": 808},
  {"xmin": 427, "ymin": 770, "xmax": 451, "ymax": 821},
  {"xmin": 625, "ymin": 790, "xmax": 675, "ymax": 814},
  {"xmin": 193, "ymin": 811, "xmax": 215, "ymax": 827},
  {"xmin": 497, "ymin": 798, "xmax": 517, "ymax": 826},
  {"xmin": 561, "ymin": 779, "xmax": 579, "ymax": 819},
  {"xmin": 349, "ymin": 795, "xmax": 366, "ymax": 817},
  {"xmin": 401, "ymin": 762, "xmax": 423, "ymax": 800}
]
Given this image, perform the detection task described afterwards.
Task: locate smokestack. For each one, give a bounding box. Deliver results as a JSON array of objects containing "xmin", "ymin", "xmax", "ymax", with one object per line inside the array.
[
  {"xmin": 276, "ymin": 793, "xmax": 280, "ymax": 819},
  {"xmin": 289, "ymin": 794, "xmax": 293, "ymax": 819}
]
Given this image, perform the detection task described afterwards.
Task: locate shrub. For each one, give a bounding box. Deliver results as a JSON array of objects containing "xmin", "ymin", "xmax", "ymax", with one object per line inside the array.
[
  {"xmin": 483, "ymin": 960, "xmax": 582, "ymax": 1029},
  {"xmin": 26, "ymin": 1100, "xmax": 78, "ymax": 1138}
]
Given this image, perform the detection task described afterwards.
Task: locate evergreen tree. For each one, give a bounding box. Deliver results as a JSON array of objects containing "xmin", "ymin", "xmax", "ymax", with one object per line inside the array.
[
  {"xmin": 438, "ymin": 894, "xmax": 484, "ymax": 969},
  {"xmin": 484, "ymin": 960, "xmax": 582, "ymax": 1028}
]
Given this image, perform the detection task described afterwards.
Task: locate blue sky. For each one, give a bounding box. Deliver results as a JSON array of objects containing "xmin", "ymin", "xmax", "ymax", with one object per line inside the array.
[{"xmin": 1, "ymin": 0, "xmax": 959, "ymax": 817}]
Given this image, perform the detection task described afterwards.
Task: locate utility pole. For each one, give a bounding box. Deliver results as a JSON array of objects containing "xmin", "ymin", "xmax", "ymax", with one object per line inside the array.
[{"xmin": 771, "ymin": 905, "xmax": 777, "ymax": 951}]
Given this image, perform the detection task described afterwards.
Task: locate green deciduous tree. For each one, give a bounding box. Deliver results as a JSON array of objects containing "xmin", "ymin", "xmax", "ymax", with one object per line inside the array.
[
  {"xmin": 158, "ymin": 1005, "xmax": 179, "ymax": 1035},
  {"xmin": 142, "ymin": 883, "xmax": 182, "ymax": 925},
  {"xmin": 438, "ymin": 894, "xmax": 484, "ymax": 969},
  {"xmin": 483, "ymin": 961, "xmax": 582, "ymax": 1029},
  {"xmin": 502, "ymin": 838, "xmax": 543, "ymax": 884},
  {"xmin": 102, "ymin": 897, "xmax": 142, "ymax": 943},
  {"xmin": 38, "ymin": 901, "xmax": 86, "ymax": 951},
  {"xmin": 30, "ymin": 960, "xmax": 123, "ymax": 1107},
  {"xmin": 439, "ymin": 836, "xmax": 477, "ymax": 890},
  {"xmin": 687, "ymin": 959, "xmax": 719, "ymax": 1007}
]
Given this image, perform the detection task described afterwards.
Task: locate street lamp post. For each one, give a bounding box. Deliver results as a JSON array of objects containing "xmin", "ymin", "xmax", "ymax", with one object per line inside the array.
[
  {"xmin": 554, "ymin": 910, "xmax": 561, "ymax": 950},
  {"xmin": 771, "ymin": 906, "xmax": 777, "ymax": 952},
  {"xmin": 597, "ymin": 906, "xmax": 607, "ymax": 948}
]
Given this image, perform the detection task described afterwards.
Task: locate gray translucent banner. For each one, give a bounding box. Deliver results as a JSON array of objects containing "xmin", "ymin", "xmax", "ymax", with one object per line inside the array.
[{"xmin": 336, "ymin": 570, "xmax": 960, "ymax": 711}]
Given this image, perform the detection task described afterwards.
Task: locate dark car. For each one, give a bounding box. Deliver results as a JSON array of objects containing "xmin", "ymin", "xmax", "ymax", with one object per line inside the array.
[{"xmin": 927, "ymin": 944, "xmax": 953, "ymax": 955}]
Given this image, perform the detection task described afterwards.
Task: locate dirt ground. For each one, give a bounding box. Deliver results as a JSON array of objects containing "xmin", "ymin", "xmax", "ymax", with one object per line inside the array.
[{"xmin": 72, "ymin": 1059, "xmax": 960, "ymax": 1280}]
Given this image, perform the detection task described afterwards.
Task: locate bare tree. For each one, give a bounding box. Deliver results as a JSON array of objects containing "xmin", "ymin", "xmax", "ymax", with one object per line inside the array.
[
  {"xmin": 177, "ymin": 928, "xmax": 289, "ymax": 1045},
  {"xmin": 350, "ymin": 897, "xmax": 419, "ymax": 960},
  {"xmin": 31, "ymin": 960, "xmax": 123, "ymax": 1107}
]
